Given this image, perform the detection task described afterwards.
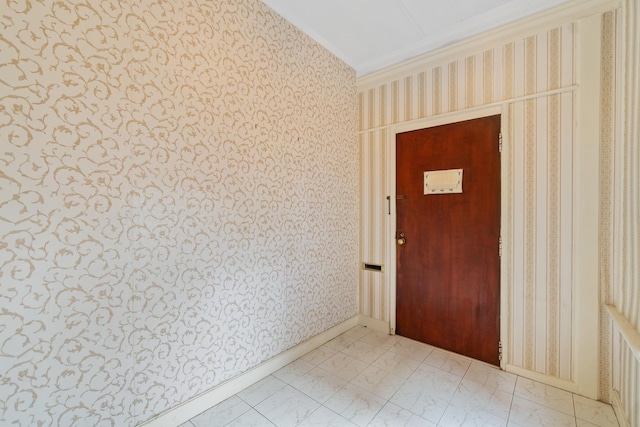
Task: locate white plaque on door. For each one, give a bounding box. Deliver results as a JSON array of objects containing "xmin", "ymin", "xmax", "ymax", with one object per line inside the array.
[{"xmin": 424, "ymin": 169, "xmax": 463, "ymax": 195}]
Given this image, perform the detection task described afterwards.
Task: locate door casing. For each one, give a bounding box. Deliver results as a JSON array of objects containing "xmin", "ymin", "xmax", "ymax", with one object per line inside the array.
[{"xmin": 386, "ymin": 105, "xmax": 508, "ymax": 369}]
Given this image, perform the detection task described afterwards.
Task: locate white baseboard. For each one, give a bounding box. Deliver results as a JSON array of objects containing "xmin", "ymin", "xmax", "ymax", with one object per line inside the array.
[
  {"xmin": 357, "ymin": 314, "xmax": 390, "ymax": 334},
  {"xmin": 505, "ymin": 364, "xmax": 578, "ymax": 394},
  {"xmin": 611, "ymin": 389, "xmax": 631, "ymax": 427},
  {"xmin": 140, "ymin": 315, "xmax": 359, "ymax": 427}
]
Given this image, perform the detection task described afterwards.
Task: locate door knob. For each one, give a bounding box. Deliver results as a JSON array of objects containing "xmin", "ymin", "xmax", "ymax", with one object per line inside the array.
[{"xmin": 397, "ymin": 233, "xmax": 406, "ymax": 246}]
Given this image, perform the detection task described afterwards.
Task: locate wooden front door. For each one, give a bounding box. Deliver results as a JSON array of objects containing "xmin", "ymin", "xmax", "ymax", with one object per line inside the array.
[{"xmin": 395, "ymin": 115, "xmax": 501, "ymax": 366}]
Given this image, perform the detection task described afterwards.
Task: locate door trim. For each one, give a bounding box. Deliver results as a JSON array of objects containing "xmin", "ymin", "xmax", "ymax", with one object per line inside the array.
[{"xmin": 386, "ymin": 105, "xmax": 507, "ymax": 369}]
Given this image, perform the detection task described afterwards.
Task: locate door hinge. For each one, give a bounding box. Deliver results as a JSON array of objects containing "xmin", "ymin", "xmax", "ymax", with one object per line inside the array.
[
  {"xmin": 499, "ymin": 132, "xmax": 503, "ymax": 153},
  {"xmin": 498, "ymin": 341, "xmax": 503, "ymax": 361},
  {"xmin": 499, "ymin": 236, "xmax": 502, "ymax": 258}
]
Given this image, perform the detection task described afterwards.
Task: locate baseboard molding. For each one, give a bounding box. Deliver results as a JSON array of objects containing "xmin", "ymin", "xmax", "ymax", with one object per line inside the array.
[
  {"xmin": 611, "ymin": 389, "xmax": 631, "ymax": 427},
  {"xmin": 357, "ymin": 314, "xmax": 390, "ymax": 334},
  {"xmin": 505, "ymin": 364, "xmax": 578, "ymax": 394},
  {"xmin": 140, "ymin": 315, "xmax": 359, "ymax": 427}
]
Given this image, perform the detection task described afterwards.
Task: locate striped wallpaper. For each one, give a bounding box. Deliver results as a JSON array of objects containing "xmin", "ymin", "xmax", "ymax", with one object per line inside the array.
[
  {"xmin": 359, "ymin": 129, "xmax": 389, "ymax": 321},
  {"xmin": 359, "ymin": 21, "xmax": 578, "ymax": 381},
  {"xmin": 611, "ymin": 0, "xmax": 640, "ymax": 425},
  {"xmin": 599, "ymin": 9, "xmax": 616, "ymax": 405},
  {"xmin": 617, "ymin": 0, "xmax": 640, "ymax": 337},
  {"xmin": 358, "ymin": 24, "xmax": 574, "ymax": 132},
  {"xmin": 357, "ymin": 7, "xmax": 632, "ymax": 407},
  {"xmin": 619, "ymin": 341, "xmax": 639, "ymax": 427},
  {"xmin": 507, "ymin": 91, "xmax": 575, "ymax": 379}
]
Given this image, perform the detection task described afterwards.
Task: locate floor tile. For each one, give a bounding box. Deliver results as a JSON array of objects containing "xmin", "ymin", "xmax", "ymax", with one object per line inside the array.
[
  {"xmin": 372, "ymin": 349, "xmax": 422, "ymax": 379},
  {"xmin": 438, "ymin": 377, "xmax": 512, "ymax": 426},
  {"xmin": 390, "ymin": 364, "xmax": 462, "ymax": 424},
  {"xmin": 225, "ymin": 408, "xmax": 275, "ymax": 426},
  {"xmin": 423, "ymin": 349, "xmax": 471, "ymax": 377},
  {"xmin": 301, "ymin": 344, "xmax": 338, "ymax": 366},
  {"xmin": 463, "ymin": 362, "xmax": 517, "ymax": 394},
  {"xmin": 453, "ymin": 377, "xmax": 513, "ymax": 414},
  {"xmin": 341, "ymin": 339, "xmax": 388, "ymax": 364},
  {"xmin": 509, "ymin": 396, "xmax": 577, "ymax": 427},
  {"xmin": 181, "ymin": 327, "xmax": 620, "ymax": 427},
  {"xmin": 237, "ymin": 375, "xmax": 287, "ymax": 406},
  {"xmin": 439, "ymin": 409, "xmax": 507, "ymax": 426},
  {"xmin": 272, "ymin": 358, "xmax": 315, "ymax": 384},
  {"xmin": 297, "ymin": 405, "xmax": 358, "ymax": 426},
  {"xmin": 358, "ymin": 330, "xmax": 399, "ymax": 349},
  {"xmin": 368, "ymin": 402, "xmax": 436, "ymax": 426},
  {"xmin": 325, "ymin": 334, "xmax": 359, "ymax": 351},
  {"xmin": 291, "ymin": 366, "xmax": 348, "ymax": 403},
  {"xmin": 514, "ymin": 377, "xmax": 575, "ymax": 416},
  {"xmin": 324, "ymin": 383, "xmax": 387, "ymax": 427},
  {"xmin": 574, "ymin": 394, "xmax": 620, "ymax": 427},
  {"xmin": 341, "ymin": 326, "xmax": 373, "ymax": 341},
  {"xmin": 577, "ymin": 420, "xmax": 611, "ymax": 427},
  {"xmin": 190, "ymin": 396, "xmax": 251, "ymax": 427},
  {"xmin": 349, "ymin": 364, "xmax": 406, "ymax": 400},
  {"xmin": 387, "ymin": 336, "xmax": 435, "ymax": 362},
  {"xmin": 254, "ymin": 385, "xmax": 320, "ymax": 427},
  {"xmin": 318, "ymin": 352, "xmax": 370, "ymax": 381}
]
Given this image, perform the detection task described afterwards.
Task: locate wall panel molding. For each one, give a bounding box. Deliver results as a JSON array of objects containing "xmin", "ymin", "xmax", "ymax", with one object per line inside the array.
[{"xmin": 573, "ymin": 12, "xmax": 603, "ymax": 399}]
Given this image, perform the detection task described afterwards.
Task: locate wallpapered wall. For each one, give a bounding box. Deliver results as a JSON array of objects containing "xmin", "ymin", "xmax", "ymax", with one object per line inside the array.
[
  {"xmin": 613, "ymin": 0, "xmax": 640, "ymax": 425},
  {"xmin": 359, "ymin": 21, "xmax": 579, "ymax": 379},
  {"xmin": 358, "ymin": 8, "xmax": 617, "ymax": 397},
  {"xmin": 0, "ymin": 1, "xmax": 358, "ymax": 426}
]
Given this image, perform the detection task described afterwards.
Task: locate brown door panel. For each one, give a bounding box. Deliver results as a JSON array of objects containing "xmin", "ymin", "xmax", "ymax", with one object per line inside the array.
[{"xmin": 396, "ymin": 115, "xmax": 501, "ymax": 366}]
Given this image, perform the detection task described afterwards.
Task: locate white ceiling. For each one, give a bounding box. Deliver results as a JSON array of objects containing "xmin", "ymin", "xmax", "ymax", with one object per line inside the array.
[{"xmin": 261, "ymin": 0, "xmax": 572, "ymax": 77}]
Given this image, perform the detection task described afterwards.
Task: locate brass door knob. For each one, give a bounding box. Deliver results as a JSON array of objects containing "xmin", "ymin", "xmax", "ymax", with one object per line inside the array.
[{"xmin": 397, "ymin": 233, "xmax": 406, "ymax": 246}]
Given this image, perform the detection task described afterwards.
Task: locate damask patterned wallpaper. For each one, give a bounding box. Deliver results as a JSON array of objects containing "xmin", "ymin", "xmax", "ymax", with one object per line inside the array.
[{"xmin": 0, "ymin": 1, "xmax": 358, "ymax": 425}]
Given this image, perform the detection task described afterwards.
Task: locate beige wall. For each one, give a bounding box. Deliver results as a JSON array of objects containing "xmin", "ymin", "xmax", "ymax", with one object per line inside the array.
[
  {"xmin": 0, "ymin": 1, "xmax": 358, "ymax": 425},
  {"xmin": 358, "ymin": 0, "xmax": 618, "ymax": 402}
]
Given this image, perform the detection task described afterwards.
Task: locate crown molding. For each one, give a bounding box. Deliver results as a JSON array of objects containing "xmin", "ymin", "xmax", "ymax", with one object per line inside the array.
[{"xmin": 357, "ymin": 0, "xmax": 621, "ymax": 91}]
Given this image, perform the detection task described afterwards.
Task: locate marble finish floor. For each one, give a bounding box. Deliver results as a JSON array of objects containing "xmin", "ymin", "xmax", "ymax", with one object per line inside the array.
[{"xmin": 180, "ymin": 326, "xmax": 620, "ymax": 427}]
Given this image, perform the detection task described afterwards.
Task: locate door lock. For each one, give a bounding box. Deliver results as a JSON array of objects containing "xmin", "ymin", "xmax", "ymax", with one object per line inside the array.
[{"xmin": 397, "ymin": 233, "xmax": 406, "ymax": 246}]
